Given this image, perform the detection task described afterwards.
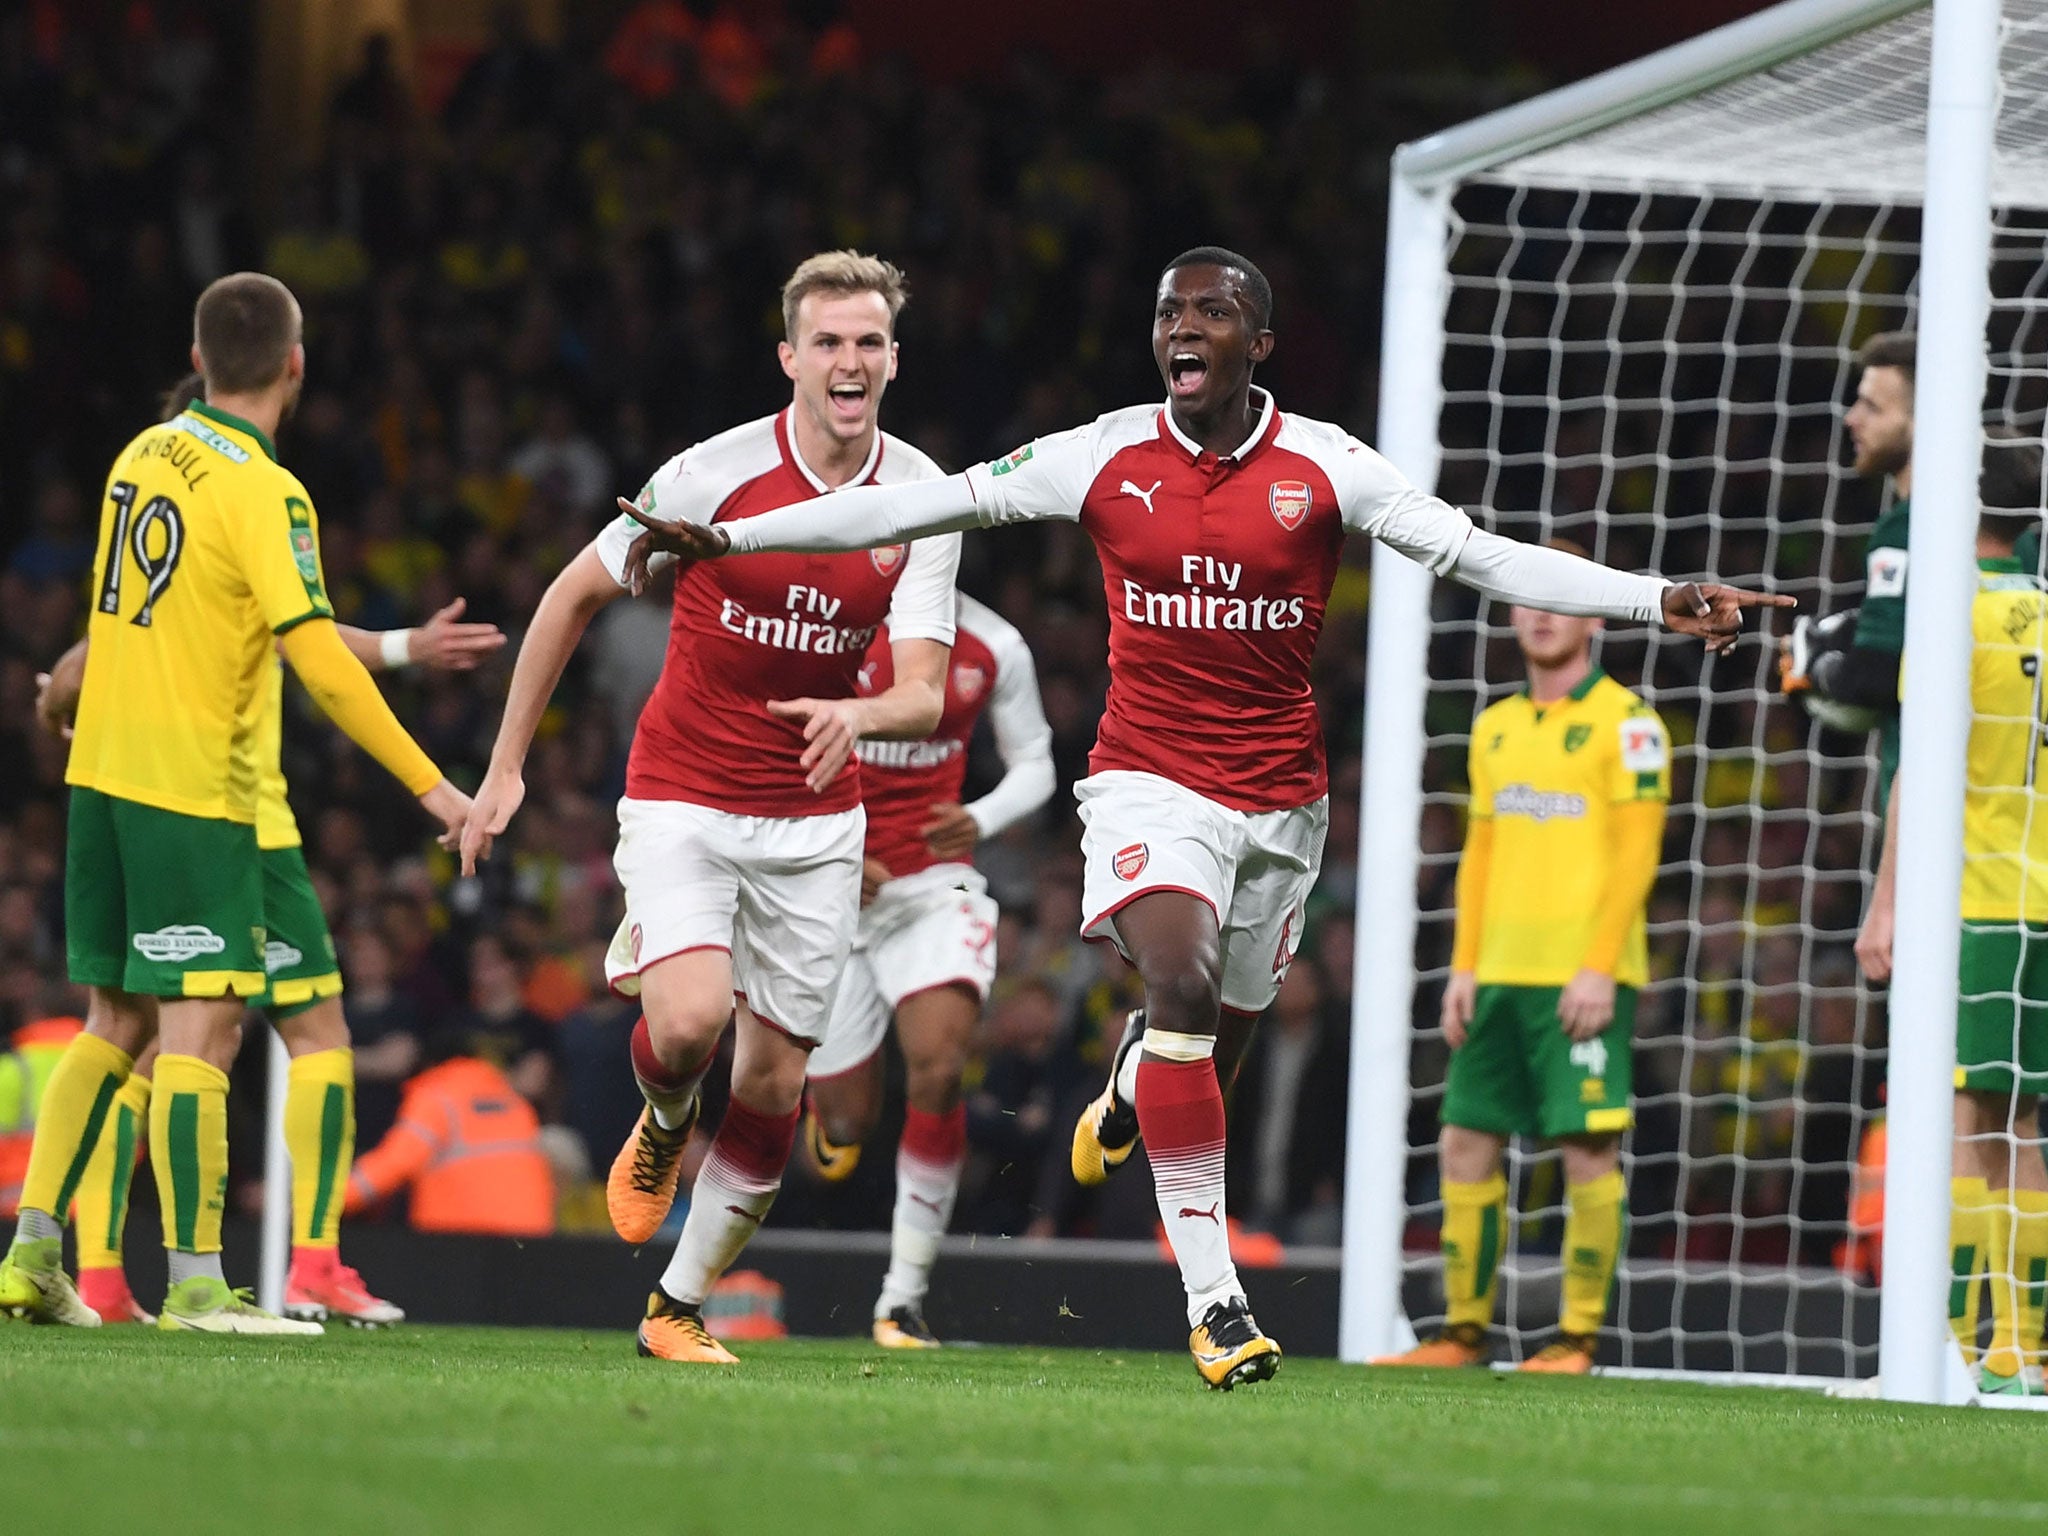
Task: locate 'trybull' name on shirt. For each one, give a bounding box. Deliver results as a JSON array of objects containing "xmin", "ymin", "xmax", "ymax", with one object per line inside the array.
[
  {"xmin": 1120, "ymin": 555, "xmax": 1308, "ymax": 632},
  {"xmin": 717, "ymin": 582, "xmax": 879, "ymax": 656},
  {"xmin": 1493, "ymin": 783, "xmax": 1588, "ymax": 822}
]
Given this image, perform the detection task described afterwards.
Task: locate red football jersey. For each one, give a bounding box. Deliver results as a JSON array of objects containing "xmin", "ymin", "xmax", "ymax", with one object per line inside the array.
[
  {"xmin": 961, "ymin": 389, "xmax": 1474, "ymax": 812},
  {"xmin": 855, "ymin": 592, "xmax": 1051, "ymax": 877},
  {"xmin": 596, "ymin": 409, "xmax": 960, "ymax": 817}
]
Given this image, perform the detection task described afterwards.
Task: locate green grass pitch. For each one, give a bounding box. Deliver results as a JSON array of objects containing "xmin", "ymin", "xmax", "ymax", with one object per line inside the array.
[{"xmin": 4, "ymin": 1325, "xmax": 2041, "ymax": 1536}]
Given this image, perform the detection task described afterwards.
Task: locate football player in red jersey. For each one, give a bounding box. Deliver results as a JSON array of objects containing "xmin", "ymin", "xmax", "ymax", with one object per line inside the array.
[
  {"xmin": 620, "ymin": 246, "xmax": 1792, "ymax": 1388},
  {"xmin": 803, "ymin": 591, "xmax": 1054, "ymax": 1347},
  {"xmin": 459, "ymin": 251, "xmax": 962, "ymax": 1364}
]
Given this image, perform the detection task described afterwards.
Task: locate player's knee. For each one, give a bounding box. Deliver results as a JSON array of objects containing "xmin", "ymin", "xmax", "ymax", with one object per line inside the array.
[
  {"xmin": 1137, "ymin": 961, "xmax": 1221, "ymax": 1036},
  {"xmin": 641, "ymin": 998, "xmax": 729, "ymax": 1069},
  {"xmin": 732, "ymin": 1049, "xmax": 807, "ymax": 1116}
]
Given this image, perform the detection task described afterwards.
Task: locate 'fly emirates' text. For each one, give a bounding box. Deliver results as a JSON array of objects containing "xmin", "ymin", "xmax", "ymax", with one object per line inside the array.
[{"xmin": 1121, "ymin": 557, "xmax": 1307, "ymax": 631}]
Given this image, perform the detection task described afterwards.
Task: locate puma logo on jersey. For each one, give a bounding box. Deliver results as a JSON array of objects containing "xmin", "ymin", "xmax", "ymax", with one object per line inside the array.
[
  {"xmin": 1119, "ymin": 479, "xmax": 1162, "ymax": 514},
  {"xmin": 1178, "ymin": 1203, "xmax": 1221, "ymax": 1224}
]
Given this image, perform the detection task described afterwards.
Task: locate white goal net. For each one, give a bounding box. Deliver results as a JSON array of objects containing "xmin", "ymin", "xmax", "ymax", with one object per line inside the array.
[{"xmin": 1352, "ymin": 0, "xmax": 2048, "ymax": 1389}]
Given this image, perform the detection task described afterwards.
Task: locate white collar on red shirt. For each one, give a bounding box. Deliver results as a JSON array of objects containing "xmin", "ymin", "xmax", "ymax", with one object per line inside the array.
[
  {"xmin": 781, "ymin": 405, "xmax": 884, "ymax": 493},
  {"xmin": 1158, "ymin": 385, "xmax": 1278, "ymax": 464}
]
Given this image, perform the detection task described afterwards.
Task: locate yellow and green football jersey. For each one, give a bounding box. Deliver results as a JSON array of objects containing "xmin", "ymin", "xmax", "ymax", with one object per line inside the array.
[
  {"xmin": 66, "ymin": 403, "xmax": 333, "ymax": 826},
  {"xmin": 1466, "ymin": 670, "xmax": 1671, "ymax": 988},
  {"xmin": 1961, "ymin": 557, "xmax": 2048, "ymax": 923},
  {"xmin": 248, "ymin": 661, "xmax": 302, "ymax": 852}
]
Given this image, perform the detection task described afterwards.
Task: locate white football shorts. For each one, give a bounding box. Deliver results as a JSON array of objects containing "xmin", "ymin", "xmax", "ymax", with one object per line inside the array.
[
  {"xmin": 808, "ymin": 864, "xmax": 1000, "ymax": 1079},
  {"xmin": 1075, "ymin": 769, "xmax": 1328, "ymax": 1015},
  {"xmin": 606, "ymin": 796, "xmax": 865, "ymax": 1045}
]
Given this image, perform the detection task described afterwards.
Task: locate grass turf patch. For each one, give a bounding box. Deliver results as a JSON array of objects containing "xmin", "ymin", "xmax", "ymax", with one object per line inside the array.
[{"xmin": 4, "ymin": 1325, "xmax": 2039, "ymax": 1536}]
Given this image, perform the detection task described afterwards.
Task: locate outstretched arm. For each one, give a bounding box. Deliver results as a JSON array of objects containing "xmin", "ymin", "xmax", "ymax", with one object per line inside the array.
[
  {"xmin": 461, "ymin": 545, "xmax": 622, "ymax": 872},
  {"xmin": 1448, "ymin": 530, "xmax": 1793, "ymax": 654},
  {"xmin": 618, "ymin": 474, "xmax": 987, "ymax": 568}
]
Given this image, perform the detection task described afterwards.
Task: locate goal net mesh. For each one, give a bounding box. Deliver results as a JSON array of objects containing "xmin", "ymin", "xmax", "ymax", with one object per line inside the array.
[{"xmin": 1401, "ymin": 0, "xmax": 2048, "ymax": 1376}]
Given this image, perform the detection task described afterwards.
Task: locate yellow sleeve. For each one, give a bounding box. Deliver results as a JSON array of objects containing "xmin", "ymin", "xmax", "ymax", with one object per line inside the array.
[
  {"xmin": 1580, "ymin": 798, "xmax": 1666, "ymax": 976},
  {"xmin": 233, "ymin": 482, "xmax": 335, "ymax": 635},
  {"xmin": 278, "ymin": 619, "xmax": 443, "ymax": 795},
  {"xmin": 1610, "ymin": 705, "xmax": 1672, "ymax": 804},
  {"xmin": 1451, "ymin": 815, "xmax": 1494, "ymax": 973}
]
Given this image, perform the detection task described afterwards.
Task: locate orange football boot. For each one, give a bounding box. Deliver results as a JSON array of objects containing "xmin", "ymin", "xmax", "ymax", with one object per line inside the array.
[
  {"xmin": 607, "ymin": 1102, "xmax": 696, "ymax": 1245},
  {"xmin": 636, "ymin": 1291, "xmax": 739, "ymax": 1364},
  {"xmin": 1371, "ymin": 1323, "xmax": 1488, "ymax": 1367},
  {"xmin": 1518, "ymin": 1333, "xmax": 1597, "ymax": 1375}
]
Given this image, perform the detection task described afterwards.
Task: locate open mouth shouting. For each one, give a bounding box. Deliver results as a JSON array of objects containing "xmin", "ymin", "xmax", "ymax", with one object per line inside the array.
[
  {"xmin": 1168, "ymin": 351, "xmax": 1210, "ymax": 399},
  {"xmin": 827, "ymin": 378, "xmax": 869, "ymax": 424}
]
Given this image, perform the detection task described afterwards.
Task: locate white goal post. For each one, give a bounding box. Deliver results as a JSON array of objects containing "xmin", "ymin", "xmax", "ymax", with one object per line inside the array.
[{"xmin": 1342, "ymin": 0, "xmax": 2044, "ymax": 1406}]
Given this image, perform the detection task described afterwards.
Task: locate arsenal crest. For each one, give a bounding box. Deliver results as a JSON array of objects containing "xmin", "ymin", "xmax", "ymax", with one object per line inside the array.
[
  {"xmin": 872, "ymin": 543, "xmax": 908, "ymax": 576},
  {"xmin": 952, "ymin": 664, "xmax": 988, "ymax": 703},
  {"xmin": 1269, "ymin": 481, "xmax": 1311, "ymax": 531},
  {"xmin": 1113, "ymin": 843, "xmax": 1149, "ymax": 881}
]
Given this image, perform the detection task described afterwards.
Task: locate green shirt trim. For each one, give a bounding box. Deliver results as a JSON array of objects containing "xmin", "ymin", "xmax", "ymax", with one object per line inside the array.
[
  {"xmin": 1521, "ymin": 667, "xmax": 1606, "ymax": 711},
  {"xmin": 187, "ymin": 401, "xmax": 279, "ymax": 465},
  {"xmin": 272, "ymin": 609, "xmax": 330, "ymax": 639}
]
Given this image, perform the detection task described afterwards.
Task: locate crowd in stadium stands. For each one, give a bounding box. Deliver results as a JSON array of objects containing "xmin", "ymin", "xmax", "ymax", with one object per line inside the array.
[{"xmin": 0, "ymin": 4, "xmax": 1880, "ymax": 1261}]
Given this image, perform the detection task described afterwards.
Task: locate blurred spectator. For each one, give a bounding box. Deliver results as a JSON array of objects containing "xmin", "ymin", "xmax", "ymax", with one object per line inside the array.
[
  {"xmin": 963, "ymin": 977, "xmax": 1070, "ymax": 1234},
  {"xmin": 337, "ymin": 924, "xmax": 424, "ymax": 1151},
  {"xmin": 454, "ymin": 933, "xmax": 558, "ymax": 1112}
]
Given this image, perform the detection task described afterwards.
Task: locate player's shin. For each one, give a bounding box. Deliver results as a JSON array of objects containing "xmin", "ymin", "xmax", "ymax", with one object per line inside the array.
[
  {"xmin": 658, "ymin": 1094, "xmax": 800, "ymax": 1306},
  {"xmin": 149, "ymin": 1055, "xmax": 231, "ymax": 1286},
  {"xmin": 12, "ymin": 1032, "xmax": 133, "ymax": 1246},
  {"xmin": 1134, "ymin": 1031, "xmax": 1239, "ymax": 1322},
  {"xmin": 73, "ymin": 1072, "xmax": 150, "ymax": 1273},
  {"xmin": 878, "ymin": 1105, "xmax": 965, "ymax": 1320},
  {"xmin": 1984, "ymin": 1185, "xmax": 2048, "ymax": 1380},
  {"xmin": 1559, "ymin": 1170, "xmax": 1626, "ymax": 1337},
  {"xmin": 286, "ymin": 1048, "xmax": 354, "ymax": 1258},
  {"xmin": 1948, "ymin": 1176, "xmax": 1992, "ymax": 1365},
  {"xmin": 1441, "ymin": 1174, "xmax": 1509, "ymax": 1332}
]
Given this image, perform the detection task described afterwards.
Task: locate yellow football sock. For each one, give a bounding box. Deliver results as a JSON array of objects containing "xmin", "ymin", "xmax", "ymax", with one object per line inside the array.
[
  {"xmin": 73, "ymin": 1073, "xmax": 151, "ymax": 1269},
  {"xmin": 1560, "ymin": 1170, "xmax": 1627, "ymax": 1337},
  {"xmin": 2009, "ymin": 1189, "xmax": 2048, "ymax": 1370},
  {"xmin": 286, "ymin": 1048, "xmax": 355, "ymax": 1250},
  {"xmin": 1947, "ymin": 1176, "xmax": 1991, "ymax": 1366},
  {"xmin": 150, "ymin": 1055, "xmax": 230, "ymax": 1256},
  {"xmin": 1441, "ymin": 1174, "xmax": 1509, "ymax": 1331},
  {"xmin": 17, "ymin": 1031, "xmax": 131, "ymax": 1222}
]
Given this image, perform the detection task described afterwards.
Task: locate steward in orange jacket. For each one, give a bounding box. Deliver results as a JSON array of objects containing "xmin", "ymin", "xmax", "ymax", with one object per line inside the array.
[{"xmin": 345, "ymin": 1050, "xmax": 555, "ymax": 1236}]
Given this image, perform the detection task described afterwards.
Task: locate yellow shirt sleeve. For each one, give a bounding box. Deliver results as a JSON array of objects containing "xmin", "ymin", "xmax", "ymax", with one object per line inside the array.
[
  {"xmin": 1453, "ymin": 723, "xmax": 1495, "ymax": 972},
  {"xmin": 1580, "ymin": 799, "xmax": 1665, "ymax": 976},
  {"xmin": 232, "ymin": 482, "xmax": 335, "ymax": 635},
  {"xmin": 1610, "ymin": 706, "xmax": 1672, "ymax": 804},
  {"xmin": 278, "ymin": 620, "xmax": 443, "ymax": 796}
]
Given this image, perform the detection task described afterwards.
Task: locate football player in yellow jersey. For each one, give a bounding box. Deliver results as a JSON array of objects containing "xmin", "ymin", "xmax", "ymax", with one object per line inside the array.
[
  {"xmin": 1376, "ymin": 543, "xmax": 1670, "ymax": 1375},
  {"xmin": 0, "ymin": 273, "xmax": 473, "ymax": 1335},
  {"xmin": 1858, "ymin": 438, "xmax": 2048, "ymax": 1395},
  {"xmin": 33, "ymin": 587, "xmax": 501, "ymax": 1325}
]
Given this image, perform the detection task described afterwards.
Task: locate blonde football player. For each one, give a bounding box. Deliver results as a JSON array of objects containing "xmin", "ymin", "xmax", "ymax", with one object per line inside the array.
[
  {"xmin": 1376, "ymin": 547, "xmax": 1669, "ymax": 1373},
  {"xmin": 1857, "ymin": 434, "xmax": 2048, "ymax": 1396},
  {"xmin": 0, "ymin": 273, "xmax": 470, "ymax": 1333}
]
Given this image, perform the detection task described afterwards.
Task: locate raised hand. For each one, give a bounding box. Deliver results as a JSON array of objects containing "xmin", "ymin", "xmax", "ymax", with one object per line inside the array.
[
  {"xmin": 1663, "ymin": 581, "xmax": 1797, "ymax": 655},
  {"xmin": 616, "ymin": 496, "xmax": 725, "ymax": 595},
  {"xmin": 409, "ymin": 598, "xmax": 507, "ymax": 670}
]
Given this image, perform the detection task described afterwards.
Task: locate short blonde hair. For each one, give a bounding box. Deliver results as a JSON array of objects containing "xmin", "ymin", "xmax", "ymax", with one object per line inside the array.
[{"xmin": 781, "ymin": 250, "xmax": 908, "ymax": 341}]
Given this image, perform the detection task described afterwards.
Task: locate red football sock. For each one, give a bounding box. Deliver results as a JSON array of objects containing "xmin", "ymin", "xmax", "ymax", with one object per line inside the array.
[{"xmin": 1135, "ymin": 1054, "xmax": 1240, "ymax": 1326}]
